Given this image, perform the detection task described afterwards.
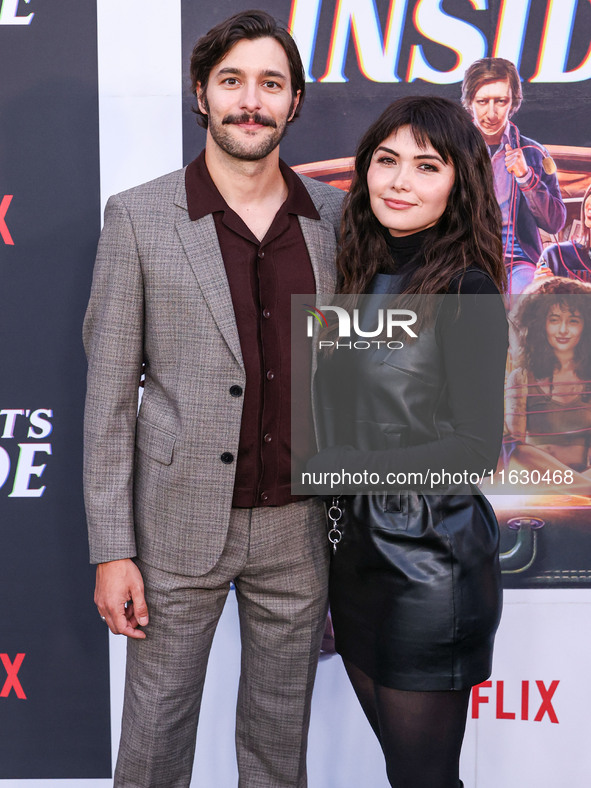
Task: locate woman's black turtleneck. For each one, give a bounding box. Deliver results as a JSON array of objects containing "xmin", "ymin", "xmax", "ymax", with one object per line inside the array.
[
  {"xmin": 382, "ymin": 225, "xmax": 434, "ymax": 272},
  {"xmin": 381, "ymin": 226, "xmax": 499, "ymax": 295}
]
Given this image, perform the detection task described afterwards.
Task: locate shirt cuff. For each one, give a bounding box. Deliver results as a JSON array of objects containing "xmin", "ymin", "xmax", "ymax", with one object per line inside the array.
[{"xmin": 516, "ymin": 166, "xmax": 535, "ymax": 187}]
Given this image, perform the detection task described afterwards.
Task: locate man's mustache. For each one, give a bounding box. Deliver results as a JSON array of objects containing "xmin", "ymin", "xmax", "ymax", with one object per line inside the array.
[{"xmin": 222, "ymin": 112, "xmax": 277, "ymax": 128}]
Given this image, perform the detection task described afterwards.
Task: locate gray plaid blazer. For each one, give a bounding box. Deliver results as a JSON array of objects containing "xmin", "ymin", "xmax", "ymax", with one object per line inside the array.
[{"xmin": 83, "ymin": 167, "xmax": 343, "ymax": 576}]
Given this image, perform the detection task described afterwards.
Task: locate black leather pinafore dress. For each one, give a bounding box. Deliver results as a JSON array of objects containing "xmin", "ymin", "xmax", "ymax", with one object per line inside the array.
[{"xmin": 315, "ymin": 269, "xmax": 506, "ymax": 691}]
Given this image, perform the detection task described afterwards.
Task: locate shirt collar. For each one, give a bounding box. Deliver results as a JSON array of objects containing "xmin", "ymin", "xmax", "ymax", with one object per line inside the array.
[
  {"xmin": 500, "ymin": 122, "xmax": 517, "ymax": 147},
  {"xmin": 185, "ymin": 150, "xmax": 320, "ymax": 222},
  {"xmin": 488, "ymin": 123, "xmax": 515, "ymax": 158}
]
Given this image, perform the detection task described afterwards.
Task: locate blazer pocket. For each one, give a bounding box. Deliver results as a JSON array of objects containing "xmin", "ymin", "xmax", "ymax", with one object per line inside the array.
[{"xmin": 136, "ymin": 418, "xmax": 176, "ymax": 465}]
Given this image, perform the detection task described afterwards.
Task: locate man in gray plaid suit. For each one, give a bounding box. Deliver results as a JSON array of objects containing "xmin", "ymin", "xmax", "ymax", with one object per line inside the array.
[{"xmin": 83, "ymin": 10, "xmax": 343, "ymax": 787}]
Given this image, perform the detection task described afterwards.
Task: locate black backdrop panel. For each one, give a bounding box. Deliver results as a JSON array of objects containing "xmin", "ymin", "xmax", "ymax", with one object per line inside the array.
[
  {"xmin": 181, "ymin": 0, "xmax": 591, "ymax": 167},
  {"xmin": 0, "ymin": 0, "xmax": 110, "ymax": 778}
]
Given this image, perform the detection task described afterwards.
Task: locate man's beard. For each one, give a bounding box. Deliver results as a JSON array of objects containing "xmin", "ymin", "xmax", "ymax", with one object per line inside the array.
[{"xmin": 203, "ymin": 97, "xmax": 290, "ymax": 162}]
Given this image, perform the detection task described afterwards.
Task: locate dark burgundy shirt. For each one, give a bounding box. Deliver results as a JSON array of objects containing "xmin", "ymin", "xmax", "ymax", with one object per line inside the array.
[{"xmin": 185, "ymin": 152, "xmax": 318, "ymax": 507}]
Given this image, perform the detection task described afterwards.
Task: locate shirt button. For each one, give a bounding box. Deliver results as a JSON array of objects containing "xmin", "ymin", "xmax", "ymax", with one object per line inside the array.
[
  {"xmin": 262, "ymin": 309, "xmax": 271, "ymax": 319},
  {"xmin": 258, "ymin": 249, "xmax": 265, "ymax": 259},
  {"xmin": 260, "ymin": 491, "xmax": 269, "ymax": 501},
  {"xmin": 229, "ymin": 385, "xmax": 243, "ymax": 397},
  {"xmin": 220, "ymin": 452, "xmax": 234, "ymax": 464},
  {"xmin": 264, "ymin": 433, "xmax": 272, "ymax": 443},
  {"xmin": 266, "ymin": 370, "xmax": 275, "ymax": 380}
]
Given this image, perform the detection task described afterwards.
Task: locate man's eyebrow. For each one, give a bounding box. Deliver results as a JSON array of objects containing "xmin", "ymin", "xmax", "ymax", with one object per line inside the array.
[
  {"xmin": 260, "ymin": 69, "xmax": 287, "ymax": 79},
  {"xmin": 375, "ymin": 146, "xmax": 445, "ymax": 164},
  {"xmin": 215, "ymin": 67, "xmax": 287, "ymax": 80},
  {"xmin": 215, "ymin": 67, "xmax": 245, "ymax": 77}
]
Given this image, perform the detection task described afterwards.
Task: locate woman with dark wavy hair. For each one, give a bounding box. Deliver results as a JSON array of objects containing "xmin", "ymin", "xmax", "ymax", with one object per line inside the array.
[
  {"xmin": 311, "ymin": 97, "xmax": 508, "ymax": 787},
  {"xmin": 506, "ymin": 277, "xmax": 591, "ymax": 490},
  {"xmin": 338, "ymin": 97, "xmax": 505, "ymax": 296}
]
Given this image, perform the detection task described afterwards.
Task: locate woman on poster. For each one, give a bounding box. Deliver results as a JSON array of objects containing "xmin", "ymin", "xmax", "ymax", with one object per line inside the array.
[
  {"xmin": 309, "ymin": 97, "xmax": 508, "ymax": 787},
  {"xmin": 505, "ymin": 277, "xmax": 591, "ymax": 493}
]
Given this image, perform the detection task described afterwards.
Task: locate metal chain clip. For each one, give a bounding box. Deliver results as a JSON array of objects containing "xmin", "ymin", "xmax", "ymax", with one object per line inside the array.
[{"xmin": 327, "ymin": 497, "xmax": 343, "ymax": 554}]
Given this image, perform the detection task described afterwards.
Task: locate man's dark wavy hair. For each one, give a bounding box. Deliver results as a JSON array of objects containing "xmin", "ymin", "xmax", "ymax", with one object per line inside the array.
[
  {"xmin": 189, "ymin": 9, "xmax": 305, "ymax": 129},
  {"xmin": 337, "ymin": 96, "xmax": 506, "ymax": 295},
  {"xmin": 513, "ymin": 277, "xmax": 591, "ymax": 381}
]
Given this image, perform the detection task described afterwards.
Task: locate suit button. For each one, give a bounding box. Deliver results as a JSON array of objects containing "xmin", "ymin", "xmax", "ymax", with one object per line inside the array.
[
  {"xmin": 262, "ymin": 309, "xmax": 271, "ymax": 319},
  {"xmin": 229, "ymin": 385, "xmax": 243, "ymax": 397},
  {"xmin": 260, "ymin": 491, "xmax": 269, "ymax": 501},
  {"xmin": 258, "ymin": 249, "xmax": 265, "ymax": 259},
  {"xmin": 220, "ymin": 452, "xmax": 234, "ymax": 464},
  {"xmin": 264, "ymin": 433, "xmax": 272, "ymax": 443},
  {"xmin": 266, "ymin": 370, "xmax": 275, "ymax": 380}
]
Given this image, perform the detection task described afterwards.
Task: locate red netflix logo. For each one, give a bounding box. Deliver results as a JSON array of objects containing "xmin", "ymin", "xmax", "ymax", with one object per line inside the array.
[
  {"xmin": 0, "ymin": 653, "xmax": 26, "ymax": 699},
  {"xmin": 0, "ymin": 195, "xmax": 14, "ymax": 245},
  {"xmin": 472, "ymin": 679, "xmax": 559, "ymax": 724}
]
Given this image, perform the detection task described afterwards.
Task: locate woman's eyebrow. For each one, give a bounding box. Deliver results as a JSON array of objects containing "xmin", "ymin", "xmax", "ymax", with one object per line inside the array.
[
  {"xmin": 415, "ymin": 154, "xmax": 445, "ymax": 164},
  {"xmin": 374, "ymin": 146, "xmax": 445, "ymax": 164}
]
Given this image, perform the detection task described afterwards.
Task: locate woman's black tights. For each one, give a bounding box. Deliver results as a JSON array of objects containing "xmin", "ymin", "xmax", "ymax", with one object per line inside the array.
[{"xmin": 344, "ymin": 660, "xmax": 470, "ymax": 788}]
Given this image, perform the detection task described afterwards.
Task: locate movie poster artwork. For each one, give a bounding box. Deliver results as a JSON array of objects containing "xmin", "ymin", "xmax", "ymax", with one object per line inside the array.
[{"xmin": 182, "ymin": 0, "xmax": 591, "ymax": 589}]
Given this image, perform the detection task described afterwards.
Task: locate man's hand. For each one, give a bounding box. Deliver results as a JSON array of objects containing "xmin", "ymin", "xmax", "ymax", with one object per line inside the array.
[
  {"xmin": 504, "ymin": 144, "xmax": 529, "ymax": 179},
  {"xmin": 95, "ymin": 558, "xmax": 148, "ymax": 639}
]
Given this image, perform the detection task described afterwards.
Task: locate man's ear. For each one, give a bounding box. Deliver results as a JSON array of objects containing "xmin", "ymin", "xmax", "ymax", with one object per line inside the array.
[
  {"xmin": 196, "ymin": 82, "xmax": 208, "ymax": 116},
  {"xmin": 288, "ymin": 89, "xmax": 301, "ymax": 122}
]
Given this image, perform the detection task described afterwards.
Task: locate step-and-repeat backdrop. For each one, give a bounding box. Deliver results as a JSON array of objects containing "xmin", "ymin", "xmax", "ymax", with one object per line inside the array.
[
  {"xmin": 2, "ymin": 1, "xmax": 591, "ymax": 786},
  {"xmin": 0, "ymin": 0, "xmax": 110, "ymax": 781}
]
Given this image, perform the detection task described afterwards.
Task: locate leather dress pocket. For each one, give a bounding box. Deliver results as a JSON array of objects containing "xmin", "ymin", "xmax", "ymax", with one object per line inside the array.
[
  {"xmin": 371, "ymin": 493, "xmax": 408, "ymax": 530},
  {"xmin": 384, "ymin": 494, "xmax": 402, "ymax": 512}
]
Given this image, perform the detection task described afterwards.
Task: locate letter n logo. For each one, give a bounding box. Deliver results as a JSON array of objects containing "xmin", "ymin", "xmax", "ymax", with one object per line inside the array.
[{"xmin": 0, "ymin": 195, "xmax": 14, "ymax": 245}]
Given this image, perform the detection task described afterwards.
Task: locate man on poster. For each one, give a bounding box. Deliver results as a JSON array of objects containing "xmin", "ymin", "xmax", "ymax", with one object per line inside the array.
[
  {"xmin": 83, "ymin": 10, "xmax": 342, "ymax": 786},
  {"xmin": 462, "ymin": 57, "xmax": 566, "ymax": 292}
]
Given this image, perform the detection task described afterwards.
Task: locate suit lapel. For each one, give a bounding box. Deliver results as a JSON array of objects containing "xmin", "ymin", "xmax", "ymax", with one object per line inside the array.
[
  {"xmin": 172, "ymin": 173, "xmax": 243, "ymax": 367},
  {"xmin": 175, "ymin": 213, "xmax": 244, "ymax": 370},
  {"xmin": 298, "ymin": 215, "xmax": 337, "ymax": 297},
  {"xmin": 171, "ymin": 175, "xmax": 337, "ymax": 372},
  {"xmin": 298, "ymin": 215, "xmax": 338, "ymax": 405}
]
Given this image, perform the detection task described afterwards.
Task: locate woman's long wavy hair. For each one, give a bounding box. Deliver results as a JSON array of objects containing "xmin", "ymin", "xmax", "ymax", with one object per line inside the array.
[{"xmin": 337, "ymin": 96, "xmax": 506, "ymax": 295}]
